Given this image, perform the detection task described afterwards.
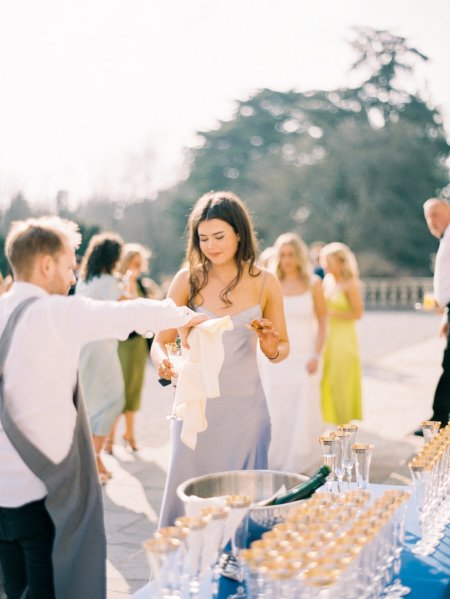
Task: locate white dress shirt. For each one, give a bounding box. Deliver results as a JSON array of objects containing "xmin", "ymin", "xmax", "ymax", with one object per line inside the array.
[
  {"xmin": 0, "ymin": 282, "xmax": 194, "ymax": 507},
  {"xmin": 434, "ymin": 224, "xmax": 450, "ymax": 308}
]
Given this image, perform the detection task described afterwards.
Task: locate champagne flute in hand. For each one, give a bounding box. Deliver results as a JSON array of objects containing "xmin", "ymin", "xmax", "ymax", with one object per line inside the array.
[{"xmin": 165, "ymin": 341, "xmax": 183, "ymax": 421}]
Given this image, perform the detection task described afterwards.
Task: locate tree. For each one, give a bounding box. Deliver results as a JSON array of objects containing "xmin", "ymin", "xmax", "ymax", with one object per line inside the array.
[
  {"xmin": 1, "ymin": 193, "xmax": 32, "ymax": 233},
  {"xmin": 158, "ymin": 28, "xmax": 449, "ymax": 275},
  {"xmin": 350, "ymin": 27, "xmax": 429, "ymax": 124}
]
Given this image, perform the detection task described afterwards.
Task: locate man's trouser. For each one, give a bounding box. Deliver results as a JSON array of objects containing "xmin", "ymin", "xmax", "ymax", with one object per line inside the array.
[{"xmin": 0, "ymin": 498, "xmax": 55, "ymax": 599}]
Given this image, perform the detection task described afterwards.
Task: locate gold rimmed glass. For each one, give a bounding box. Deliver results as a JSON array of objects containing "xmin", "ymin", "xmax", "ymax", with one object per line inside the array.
[
  {"xmin": 165, "ymin": 340, "xmax": 183, "ymax": 421},
  {"xmin": 319, "ymin": 436, "xmax": 337, "ymax": 492},
  {"xmin": 338, "ymin": 424, "xmax": 358, "ymax": 486},
  {"xmin": 221, "ymin": 495, "xmax": 252, "ymax": 586},
  {"xmin": 352, "ymin": 443, "xmax": 374, "ymax": 489},
  {"xmin": 143, "ymin": 537, "xmax": 182, "ymax": 598},
  {"xmin": 331, "ymin": 431, "xmax": 352, "ymax": 494},
  {"xmin": 421, "ymin": 420, "xmax": 441, "ymax": 441},
  {"xmin": 199, "ymin": 505, "xmax": 230, "ymax": 598},
  {"xmin": 175, "ymin": 515, "xmax": 210, "ymax": 596}
]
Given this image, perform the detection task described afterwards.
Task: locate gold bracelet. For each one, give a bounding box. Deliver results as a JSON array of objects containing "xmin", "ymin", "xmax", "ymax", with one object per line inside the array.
[{"xmin": 267, "ymin": 349, "xmax": 280, "ymax": 360}]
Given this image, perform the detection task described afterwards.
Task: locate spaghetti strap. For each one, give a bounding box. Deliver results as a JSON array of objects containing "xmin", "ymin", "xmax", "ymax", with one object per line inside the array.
[{"xmin": 258, "ymin": 270, "xmax": 268, "ymax": 306}]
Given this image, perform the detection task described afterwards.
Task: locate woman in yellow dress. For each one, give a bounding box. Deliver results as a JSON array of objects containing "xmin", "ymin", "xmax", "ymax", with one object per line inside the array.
[{"xmin": 320, "ymin": 243, "xmax": 363, "ymax": 424}]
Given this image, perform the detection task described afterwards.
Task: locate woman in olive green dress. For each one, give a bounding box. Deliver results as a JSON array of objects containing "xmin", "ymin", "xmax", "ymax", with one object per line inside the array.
[{"xmin": 106, "ymin": 244, "xmax": 161, "ymax": 452}]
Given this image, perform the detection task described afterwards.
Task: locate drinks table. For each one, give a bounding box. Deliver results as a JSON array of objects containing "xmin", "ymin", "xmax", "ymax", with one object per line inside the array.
[{"xmin": 131, "ymin": 484, "xmax": 450, "ymax": 598}]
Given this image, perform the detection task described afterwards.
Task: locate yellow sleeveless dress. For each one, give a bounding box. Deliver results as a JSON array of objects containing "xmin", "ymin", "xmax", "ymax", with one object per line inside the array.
[{"xmin": 321, "ymin": 283, "xmax": 362, "ymax": 425}]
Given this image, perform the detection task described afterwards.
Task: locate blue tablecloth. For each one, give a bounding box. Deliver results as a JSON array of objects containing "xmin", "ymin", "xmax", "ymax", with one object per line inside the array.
[{"xmin": 131, "ymin": 484, "xmax": 450, "ymax": 598}]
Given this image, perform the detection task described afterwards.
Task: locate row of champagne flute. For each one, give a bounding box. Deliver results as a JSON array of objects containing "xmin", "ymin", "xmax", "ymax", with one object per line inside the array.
[
  {"xmin": 318, "ymin": 423, "xmax": 374, "ymax": 492},
  {"xmin": 408, "ymin": 420, "xmax": 450, "ymax": 556},
  {"xmin": 240, "ymin": 489, "xmax": 411, "ymax": 599},
  {"xmin": 144, "ymin": 494, "xmax": 251, "ymax": 598}
]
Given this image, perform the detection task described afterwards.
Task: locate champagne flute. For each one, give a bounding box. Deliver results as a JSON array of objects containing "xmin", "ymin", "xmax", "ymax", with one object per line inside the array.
[
  {"xmin": 175, "ymin": 515, "xmax": 210, "ymax": 597},
  {"xmin": 221, "ymin": 495, "xmax": 251, "ymax": 598},
  {"xmin": 165, "ymin": 341, "xmax": 183, "ymax": 421},
  {"xmin": 319, "ymin": 436, "xmax": 337, "ymax": 493},
  {"xmin": 421, "ymin": 420, "xmax": 441, "ymax": 442},
  {"xmin": 338, "ymin": 424, "xmax": 358, "ymax": 487},
  {"xmin": 383, "ymin": 491, "xmax": 411, "ymax": 598},
  {"xmin": 201, "ymin": 506, "xmax": 231, "ymax": 599},
  {"xmin": 154, "ymin": 526, "xmax": 189, "ymax": 596},
  {"xmin": 352, "ymin": 444, "xmax": 374, "ymax": 490},
  {"xmin": 331, "ymin": 431, "xmax": 351, "ymax": 494},
  {"xmin": 143, "ymin": 537, "xmax": 182, "ymax": 598}
]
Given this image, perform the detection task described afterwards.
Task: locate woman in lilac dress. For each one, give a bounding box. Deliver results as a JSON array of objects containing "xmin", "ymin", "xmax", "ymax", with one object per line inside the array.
[{"xmin": 151, "ymin": 191, "xmax": 289, "ymax": 526}]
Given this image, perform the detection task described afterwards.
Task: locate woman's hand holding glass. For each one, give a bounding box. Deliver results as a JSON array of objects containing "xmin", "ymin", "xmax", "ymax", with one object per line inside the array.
[
  {"xmin": 161, "ymin": 342, "xmax": 183, "ymax": 421},
  {"xmin": 158, "ymin": 357, "xmax": 178, "ymax": 382},
  {"xmin": 163, "ymin": 342, "xmax": 183, "ymax": 386}
]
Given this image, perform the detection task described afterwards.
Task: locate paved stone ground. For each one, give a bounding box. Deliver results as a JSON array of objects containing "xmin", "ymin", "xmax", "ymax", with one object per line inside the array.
[{"xmin": 104, "ymin": 310, "xmax": 445, "ymax": 598}]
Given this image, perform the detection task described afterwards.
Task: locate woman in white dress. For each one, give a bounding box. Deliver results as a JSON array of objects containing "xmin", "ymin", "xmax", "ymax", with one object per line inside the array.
[{"xmin": 259, "ymin": 233, "xmax": 327, "ymax": 474}]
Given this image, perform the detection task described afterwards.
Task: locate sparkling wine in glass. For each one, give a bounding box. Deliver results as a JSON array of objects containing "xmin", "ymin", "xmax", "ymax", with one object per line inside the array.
[
  {"xmin": 165, "ymin": 341, "xmax": 183, "ymax": 422},
  {"xmin": 352, "ymin": 443, "xmax": 374, "ymax": 490}
]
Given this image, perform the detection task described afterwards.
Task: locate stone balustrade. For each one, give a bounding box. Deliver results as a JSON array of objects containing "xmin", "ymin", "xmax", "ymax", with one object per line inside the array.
[{"xmin": 362, "ymin": 277, "xmax": 433, "ymax": 309}]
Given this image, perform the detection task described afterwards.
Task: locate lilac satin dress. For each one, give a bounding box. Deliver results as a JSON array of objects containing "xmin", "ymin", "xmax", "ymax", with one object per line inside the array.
[{"xmin": 158, "ymin": 305, "xmax": 271, "ymax": 527}]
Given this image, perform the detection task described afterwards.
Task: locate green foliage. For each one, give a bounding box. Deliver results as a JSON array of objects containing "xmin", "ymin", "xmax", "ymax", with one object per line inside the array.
[
  {"xmin": 158, "ymin": 28, "xmax": 449, "ymax": 276},
  {"xmin": 0, "ymin": 28, "xmax": 448, "ymax": 280}
]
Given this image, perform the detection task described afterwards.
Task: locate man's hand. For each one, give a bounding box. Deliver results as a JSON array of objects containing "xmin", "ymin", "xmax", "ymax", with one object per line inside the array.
[
  {"xmin": 440, "ymin": 320, "xmax": 449, "ymax": 339},
  {"xmin": 178, "ymin": 313, "xmax": 209, "ymax": 349}
]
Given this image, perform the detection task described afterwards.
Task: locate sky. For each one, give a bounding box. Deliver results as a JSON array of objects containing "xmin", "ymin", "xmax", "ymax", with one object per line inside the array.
[{"xmin": 0, "ymin": 0, "xmax": 449, "ymax": 206}]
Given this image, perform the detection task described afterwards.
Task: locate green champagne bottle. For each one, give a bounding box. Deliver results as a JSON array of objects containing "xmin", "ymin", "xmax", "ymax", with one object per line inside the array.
[{"xmin": 267, "ymin": 465, "xmax": 331, "ymax": 506}]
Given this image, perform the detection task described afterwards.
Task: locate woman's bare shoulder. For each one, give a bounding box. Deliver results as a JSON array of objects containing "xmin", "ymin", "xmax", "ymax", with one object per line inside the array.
[
  {"xmin": 167, "ymin": 268, "xmax": 191, "ymax": 304},
  {"xmin": 341, "ymin": 278, "xmax": 361, "ymax": 291},
  {"xmin": 170, "ymin": 268, "xmax": 190, "ymax": 286},
  {"xmin": 257, "ymin": 268, "xmax": 282, "ymax": 299},
  {"xmin": 255, "ymin": 266, "xmax": 276, "ymax": 282}
]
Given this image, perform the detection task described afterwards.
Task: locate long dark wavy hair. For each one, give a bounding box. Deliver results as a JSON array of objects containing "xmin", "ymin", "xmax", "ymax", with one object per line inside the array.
[
  {"xmin": 79, "ymin": 232, "xmax": 124, "ymax": 282},
  {"xmin": 186, "ymin": 191, "xmax": 260, "ymax": 307}
]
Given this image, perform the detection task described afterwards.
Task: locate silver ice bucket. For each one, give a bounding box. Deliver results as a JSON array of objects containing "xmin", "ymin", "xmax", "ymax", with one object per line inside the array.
[{"xmin": 177, "ymin": 469, "xmax": 309, "ymax": 535}]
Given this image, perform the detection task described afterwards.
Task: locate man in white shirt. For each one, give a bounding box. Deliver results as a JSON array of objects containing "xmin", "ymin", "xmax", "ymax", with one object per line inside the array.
[
  {"xmin": 0, "ymin": 216, "xmax": 205, "ymax": 599},
  {"xmin": 416, "ymin": 198, "xmax": 450, "ymax": 433}
]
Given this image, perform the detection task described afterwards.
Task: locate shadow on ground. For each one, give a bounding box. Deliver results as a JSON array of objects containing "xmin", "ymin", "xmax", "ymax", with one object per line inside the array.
[{"xmin": 104, "ymin": 453, "xmax": 168, "ymax": 596}]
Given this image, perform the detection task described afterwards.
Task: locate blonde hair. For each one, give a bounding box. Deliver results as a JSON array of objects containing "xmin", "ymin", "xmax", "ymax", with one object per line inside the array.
[
  {"xmin": 258, "ymin": 246, "xmax": 276, "ymax": 269},
  {"xmin": 6, "ymin": 216, "xmax": 81, "ymax": 277},
  {"xmin": 273, "ymin": 232, "xmax": 312, "ymax": 286},
  {"xmin": 118, "ymin": 243, "xmax": 151, "ymax": 275},
  {"xmin": 320, "ymin": 242, "xmax": 359, "ymax": 280}
]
